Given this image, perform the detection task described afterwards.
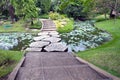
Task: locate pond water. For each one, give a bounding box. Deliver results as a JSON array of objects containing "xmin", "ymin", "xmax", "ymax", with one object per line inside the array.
[
  {"xmin": 60, "ymin": 21, "xmax": 112, "ymax": 52},
  {"xmin": 0, "ymin": 33, "xmax": 34, "ymax": 51}
]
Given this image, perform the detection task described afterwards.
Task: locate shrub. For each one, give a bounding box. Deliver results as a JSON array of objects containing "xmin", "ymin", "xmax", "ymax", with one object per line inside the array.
[
  {"xmin": 29, "ymin": 20, "xmax": 42, "ymax": 29},
  {"xmin": 54, "ymin": 18, "xmax": 74, "ymax": 33},
  {"xmin": 63, "ymin": 4, "xmax": 87, "ymax": 20},
  {"xmin": 49, "ymin": 12, "xmax": 65, "ymax": 20}
]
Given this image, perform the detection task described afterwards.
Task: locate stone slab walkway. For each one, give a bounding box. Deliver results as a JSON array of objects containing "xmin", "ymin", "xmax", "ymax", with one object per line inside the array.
[
  {"xmin": 15, "ymin": 52, "xmax": 110, "ymax": 80},
  {"xmin": 8, "ymin": 19, "xmax": 113, "ymax": 80}
]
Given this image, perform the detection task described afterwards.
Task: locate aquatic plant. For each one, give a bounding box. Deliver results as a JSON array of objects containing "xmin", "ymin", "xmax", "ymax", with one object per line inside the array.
[
  {"xmin": 0, "ymin": 33, "xmax": 33, "ymax": 50},
  {"xmin": 60, "ymin": 21, "xmax": 112, "ymax": 52}
]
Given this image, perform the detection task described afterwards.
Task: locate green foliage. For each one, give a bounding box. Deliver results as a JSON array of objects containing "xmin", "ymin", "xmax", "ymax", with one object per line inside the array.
[
  {"xmin": 10, "ymin": 0, "xmax": 38, "ymax": 19},
  {"xmin": 54, "ymin": 17, "xmax": 74, "ymax": 33},
  {"xmin": 50, "ymin": 0, "xmax": 60, "ymax": 12},
  {"xmin": 59, "ymin": 0, "xmax": 95, "ymax": 19},
  {"xmin": 29, "ymin": 20, "xmax": 42, "ymax": 29},
  {"xmin": 77, "ymin": 19, "xmax": 120, "ymax": 77},
  {"xmin": 39, "ymin": 14, "xmax": 49, "ymax": 19},
  {"xmin": 36, "ymin": 0, "xmax": 51, "ymax": 14},
  {"xmin": 63, "ymin": 3, "xmax": 87, "ymax": 19},
  {"xmin": 49, "ymin": 12, "xmax": 65, "ymax": 20},
  {"xmin": 0, "ymin": 50, "xmax": 23, "ymax": 77}
]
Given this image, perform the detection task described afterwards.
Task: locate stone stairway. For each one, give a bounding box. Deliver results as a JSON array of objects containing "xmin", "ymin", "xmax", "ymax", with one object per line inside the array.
[
  {"xmin": 41, "ymin": 20, "xmax": 56, "ymax": 31},
  {"xmin": 15, "ymin": 52, "xmax": 110, "ymax": 80},
  {"xmin": 8, "ymin": 19, "xmax": 114, "ymax": 80}
]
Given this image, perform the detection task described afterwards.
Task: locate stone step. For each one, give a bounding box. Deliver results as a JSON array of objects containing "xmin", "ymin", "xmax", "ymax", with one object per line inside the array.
[
  {"xmin": 42, "ymin": 29, "xmax": 56, "ymax": 31},
  {"xmin": 26, "ymin": 52, "xmax": 74, "ymax": 58},
  {"xmin": 22, "ymin": 57, "xmax": 84, "ymax": 68},
  {"xmin": 16, "ymin": 65, "xmax": 109, "ymax": 80},
  {"xmin": 44, "ymin": 42, "xmax": 68, "ymax": 52},
  {"xmin": 26, "ymin": 48, "xmax": 42, "ymax": 52},
  {"xmin": 41, "ymin": 37, "xmax": 61, "ymax": 43},
  {"xmin": 29, "ymin": 41, "xmax": 50, "ymax": 48},
  {"xmin": 42, "ymin": 26, "xmax": 55, "ymax": 28}
]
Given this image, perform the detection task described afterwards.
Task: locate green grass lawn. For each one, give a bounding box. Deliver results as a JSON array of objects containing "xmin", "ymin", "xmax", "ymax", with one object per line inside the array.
[
  {"xmin": 0, "ymin": 19, "xmax": 42, "ymax": 33},
  {"xmin": 77, "ymin": 19, "xmax": 120, "ymax": 77},
  {"xmin": 0, "ymin": 50, "xmax": 23, "ymax": 78},
  {"xmin": 0, "ymin": 20, "xmax": 26, "ymax": 32}
]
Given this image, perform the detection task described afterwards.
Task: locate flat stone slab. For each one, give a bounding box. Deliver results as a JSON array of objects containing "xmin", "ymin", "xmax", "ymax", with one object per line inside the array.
[
  {"xmin": 26, "ymin": 48, "xmax": 42, "ymax": 51},
  {"xmin": 29, "ymin": 41, "xmax": 50, "ymax": 48},
  {"xmin": 16, "ymin": 65, "xmax": 108, "ymax": 80},
  {"xmin": 44, "ymin": 42, "xmax": 68, "ymax": 52},
  {"xmin": 42, "ymin": 37, "xmax": 61, "ymax": 43},
  {"xmin": 48, "ymin": 31, "xmax": 59, "ymax": 35},
  {"xmin": 33, "ymin": 35, "xmax": 50, "ymax": 41},
  {"xmin": 38, "ymin": 32, "xmax": 49, "ymax": 36},
  {"xmin": 50, "ymin": 34, "xmax": 60, "ymax": 38}
]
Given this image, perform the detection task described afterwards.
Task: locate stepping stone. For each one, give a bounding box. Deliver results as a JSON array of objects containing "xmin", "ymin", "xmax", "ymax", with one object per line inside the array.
[
  {"xmin": 49, "ymin": 31, "xmax": 59, "ymax": 35},
  {"xmin": 44, "ymin": 42, "xmax": 68, "ymax": 52},
  {"xmin": 50, "ymin": 34, "xmax": 60, "ymax": 38},
  {"xmin": 26, "ymin": 48, "xmax": 42, "ymax": 51},
  {"xmin": 42, "ymin": 29, "xmax": 56, "ymax": 31},
  {"xmin": 29, "ymin": 41, "xmax": 50, "ymax": 48},
  {"xmin": 38, "ymin": 32, "xmax": 49, "ymax": 36},
  {"xmin": 34, "ymin": 35, "xmax": 50, "ymax": 41},
  {"xmin": 42, "ymin": 37, "xmax": 61, "ymax": 43}
]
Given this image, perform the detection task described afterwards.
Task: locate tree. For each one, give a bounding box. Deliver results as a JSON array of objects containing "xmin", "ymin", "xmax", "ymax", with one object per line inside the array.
[
  {"xmin": 50, "ymin": 0, "xmax": 60, "ymax": 12},
  {"xmin": 11, "ymin": 0, "xmax": 39, "ymax": 25},
  {"xmin": 0, "ymin": 0, "xmax": 16, "ymax": 22},
  {"xmin": 95, "ymin": 0, "xmax": 120, "ymax": 18},
  {"xmin": 36, "ymin": 0, "xmax": 51, "ymax": 14},
  {"xmin": 59, "ymin": 0, "xmax": 95, "ymax": 19}
]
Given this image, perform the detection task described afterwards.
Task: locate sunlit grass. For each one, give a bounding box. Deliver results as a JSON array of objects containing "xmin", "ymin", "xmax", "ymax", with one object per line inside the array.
[
  {"xmin": 0, "ymin": 50, "xmax": 23, "ymax": 77},
  {"xmin": 77, "ymin": 19, "xmax": 120, "ymax": 77},
  {"xmin": 0, "ymin": 20, "xmax": 26, "ymax": 32}
]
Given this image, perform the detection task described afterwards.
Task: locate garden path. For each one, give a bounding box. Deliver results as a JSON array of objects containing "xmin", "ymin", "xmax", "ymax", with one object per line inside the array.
[{"xmin": 9, "ymin": 19, "xmax": 112, "ymax": 80}]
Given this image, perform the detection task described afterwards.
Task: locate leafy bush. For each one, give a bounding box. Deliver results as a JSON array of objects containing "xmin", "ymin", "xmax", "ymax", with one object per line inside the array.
[
  {"xmin": 36, "ymin": 0, "xmax": 51, "ymax": 14},
  {"xmin": 63, "ymin": 3, "xmax": 87, "ymax": 20},
  {"xmin": 55, "ymin": 18, "xmax": 74, "ymax": 33},
  {"xmin": 49, "ymin": 12, "xmax": 65, "ymax": 20},
  {"xmin": 29, "ymin": 20, "xmax": 42, "ymax": 29},
  {"xmin": 54, "ymin": 17, "xmax": 74, "ymax": 33},
  {"xmin": 39, "ymin": 14, "xmax": 49, "ymax": 19}
]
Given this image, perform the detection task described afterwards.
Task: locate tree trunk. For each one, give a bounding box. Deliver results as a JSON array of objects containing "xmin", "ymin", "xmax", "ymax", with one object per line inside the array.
[
  {"xmin": 8, "ymin": 5, "xmax": 15, "ymax": 23},
  {"xmin": 105, "ymin": 13, "xmax": 107, "ymax": 19},
  {"xmin": 110, "ymin": 9, "xmax": 115, "ymax": 18},
  {"xmin": 31, "ymin": 18, "xmax": 34, "ymax": 25}
]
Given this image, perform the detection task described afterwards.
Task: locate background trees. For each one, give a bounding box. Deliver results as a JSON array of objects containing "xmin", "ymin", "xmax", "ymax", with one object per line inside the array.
[
  {"xmin": 95, "ymin": 0, "xmax": 120, "ymax": 18},
  {"xmin": 36, "ymin": 0, "xmax": 51, "ymax": 14},
  {"xmin": 59, "ymin": 0, "xmax": 95, "ymax": 20},
  {"xmin": 0, "ymin": 0, "xmax": 120, "ymax": 21}
]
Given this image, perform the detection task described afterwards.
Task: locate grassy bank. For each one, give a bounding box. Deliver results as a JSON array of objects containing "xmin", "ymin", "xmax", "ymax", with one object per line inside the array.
[
  {"xmin": 0, "ymin": 50, "xmax": 23, "ymax": 78},
  {"xmin": 77, "ymin": 19, "xmax": 120, "ymax": 77},
  {"xmin": 0, "ymin": 20, "xmax": 26, "ymax": 32},
  {"xmin": 0, "ymin": 19, "xmax": 42, "ymax": 32}
]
